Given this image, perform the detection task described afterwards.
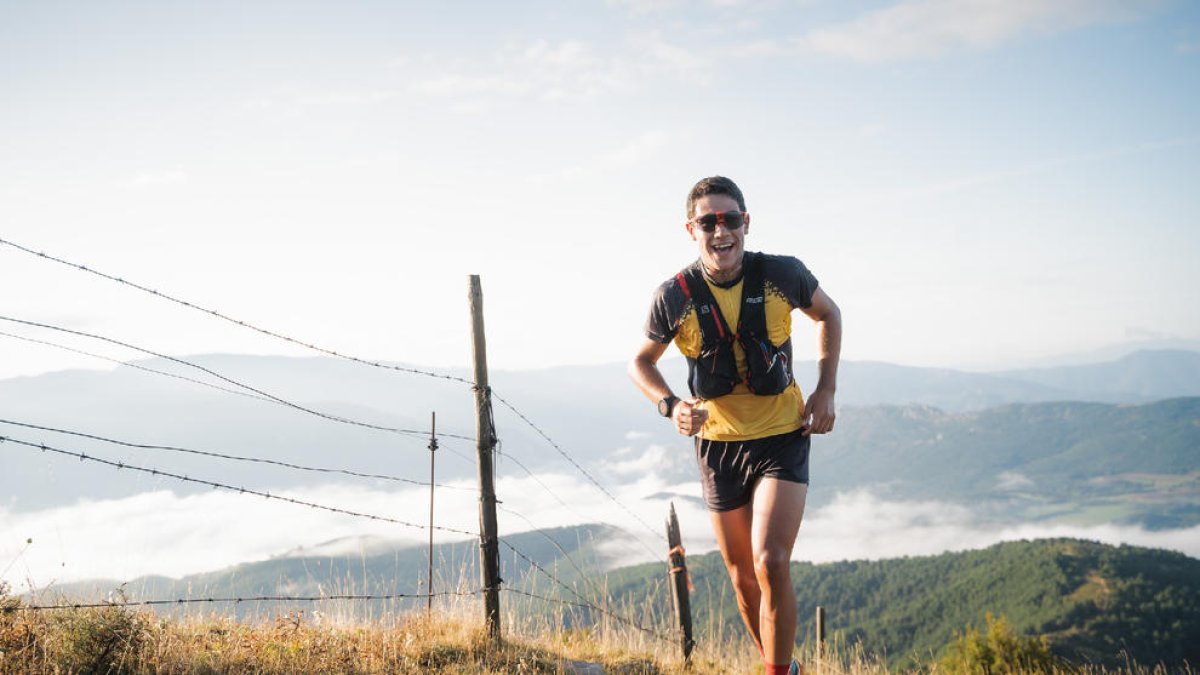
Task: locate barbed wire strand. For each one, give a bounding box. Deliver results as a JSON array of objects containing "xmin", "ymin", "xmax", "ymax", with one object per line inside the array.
[
  {"xmin": 4, "ymin": 589, "xmax": 484, "ymax": 613},
  {"xmin": 0, "ymin": 327, "xmax": 476, "ymax": 466},
  {"xmin": 496, "ymin": 504, "xmax": 613, "ymax": 604},
  {"xmin": 0, "ymin": 435, "xmax": 476, "ymax": 537},
  {"xmin": 497, "ymin": 444, "xmax": 665, "ymax": 564},
  {"xmin": 0, "ymin": 329, "xmax": 268, "ymax": 404},
  {"xmin": 498, "ymin": 538, "xmax": 672, "ymax": 644},
  {"xmin": 499, "ymin": 538, "xmax": 602, "ymax": 611},
  {"xmin": 0, "ymin": 315, "xmax": 473, "ymax": 443},
  {"xmin": 0, "ymin": 238, "xmax": 662, "ymax": 554},
  {"xmin": 0, "ymin": 417, "xmax": 476, "ymax": 492},
  {"xmin": 1, "ymin": 239, "xmax": 665, "ymax": 567},
  {"xmin": 495, "ymin": 506, "xmax": 676, "ymax": 642},
  {"xmin": 495, "ymin": 443, "xmax": 577, "ymax": 516},
  {"xmin": 0, "ymin": 237, "xmax": 474, "ymax": 385},
  {"xmin": 492, "ymin": 393, "xmax": 664, "ymax": 546},
  {"xmin": 497, "ymin": 449, "xmax": 663, "ymax": 563},
  {"xmin": 501, "ymin": 577, "xmax": 673, "ymax": 644}
]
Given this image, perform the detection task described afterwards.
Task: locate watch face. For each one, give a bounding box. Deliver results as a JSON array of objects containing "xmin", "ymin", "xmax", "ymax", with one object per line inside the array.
[{"xmin": 658, "ymin": 399, "xmax": 670, "ymax": 416}]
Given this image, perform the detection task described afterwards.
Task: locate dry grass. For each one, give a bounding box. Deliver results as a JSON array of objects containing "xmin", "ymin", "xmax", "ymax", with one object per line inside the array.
[
  {"xmin": 0, "ymin": 581, "xmax": 696, "ymax": 675},
  {"xmin": 1, "ymin": 584, "xmax": 1191, "ymax": 674}
]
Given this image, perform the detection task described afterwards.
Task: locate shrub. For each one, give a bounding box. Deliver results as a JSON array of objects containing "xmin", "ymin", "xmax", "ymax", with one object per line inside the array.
[
  {"xmin": 939, "ymin": 612, "xmax": 1065, "ymax": 674},
  {"xmin": 46, "ymin": 601, "xmax": 150, "ymax": 674}
]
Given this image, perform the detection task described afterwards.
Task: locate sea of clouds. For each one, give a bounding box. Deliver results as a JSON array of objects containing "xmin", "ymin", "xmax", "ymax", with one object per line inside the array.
[{"xmin": 3, "ymin": 450, "xmax": 1199, "ymax": 593}]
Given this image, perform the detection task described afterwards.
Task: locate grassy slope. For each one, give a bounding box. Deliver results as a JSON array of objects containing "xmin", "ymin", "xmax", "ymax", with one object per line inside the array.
[{"xmin": 7, "ymin": 538, "xmax": 1199, "ymax": 673}]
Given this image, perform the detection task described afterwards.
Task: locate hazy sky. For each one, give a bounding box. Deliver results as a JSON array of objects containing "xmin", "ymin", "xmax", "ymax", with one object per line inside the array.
[{"xmin": 2, "ymin": 0, "xmax": 1198, "ymax": 380}]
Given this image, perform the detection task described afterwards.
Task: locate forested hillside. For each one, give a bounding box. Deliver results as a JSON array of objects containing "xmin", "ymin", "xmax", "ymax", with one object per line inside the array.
[
  {"xmin": 39, "ymin": 529, "xmax": 1200, "ymax": 669},
  {"xmin": 605, "ymin": 538, "xmax": 1200, "ymax": 669}
]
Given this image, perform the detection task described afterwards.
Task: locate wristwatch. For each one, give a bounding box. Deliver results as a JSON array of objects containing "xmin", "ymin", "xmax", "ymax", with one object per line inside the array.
[{"xmin": 657, "ymin": 395, "xmax": 680, "ymax": 418}]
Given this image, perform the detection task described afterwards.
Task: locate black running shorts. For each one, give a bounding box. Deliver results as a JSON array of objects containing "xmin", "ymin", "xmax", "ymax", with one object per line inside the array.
[{"xmin": 694, "ymin": 427, "xmax": 810, "ymax": 512}]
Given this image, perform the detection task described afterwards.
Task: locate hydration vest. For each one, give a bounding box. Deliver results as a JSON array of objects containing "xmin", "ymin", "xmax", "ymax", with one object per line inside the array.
[{"xmin": 675, "ymin": 252, "xmax": 794, "ymax": 400}]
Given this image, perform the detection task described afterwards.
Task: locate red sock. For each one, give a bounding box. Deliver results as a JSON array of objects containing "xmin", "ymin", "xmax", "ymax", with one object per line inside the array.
[{"xmin": 764, "ymin": 662, "xmax": 791, "ymax": 675}]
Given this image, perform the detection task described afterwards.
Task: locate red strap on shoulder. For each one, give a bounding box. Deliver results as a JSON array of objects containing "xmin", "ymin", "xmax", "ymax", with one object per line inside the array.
[{"xmin": 675, "ymin": 273, "xmax": 691, "ymax": 299}]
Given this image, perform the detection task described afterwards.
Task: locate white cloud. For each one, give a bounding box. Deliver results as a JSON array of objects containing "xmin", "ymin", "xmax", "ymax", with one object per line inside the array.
[
  {"xmin": 996, "ymin": 471, "xmax": 1033, "ymax": 490},
  {"xmin": 527, "ymin": 126, "xmax": 693, "ymax": 185},
  {"xmin": 602, "ymin": 443, "xmax": 679, "ymax": 476},
  {"xmin": 120, "ymin": 170, "xmax": 188, "ymax": 189},
  {"xmin": 408, "ymin": 74, "xmax": 532, "ymax": 97},
  {"xmin": 606, "ymin": 0, "xmax": 685, "ymax": 15},
  {"xmin": 797, "ymin": 0, "xmax": 1142, "ymax": 62},
  {"xmin": 797, "ymin": 489, "xmax": 1200, "ymax": 564},
  {"xmin": 522, "ymin": 39, "xmax": 595, "ymax": 69},
  {"xmin": 605, "ymin": 131, "xmax": 673, "ymax": 165},
  {"xmin": 407, "ymin": 34, "xmax": 711, "ymax": 106},
  {"xmin": 0, "ymin": 483, "xmax": 477, "ymax": 590},
  {"xmin": 5, "ymin": 480, "xmax": 1196, "ymax": 595}
]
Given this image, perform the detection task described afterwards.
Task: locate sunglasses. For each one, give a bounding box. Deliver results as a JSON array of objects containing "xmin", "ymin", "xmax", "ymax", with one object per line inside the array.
[{"xmin": 689, "ymin": 210, "xmax": 747, "ymax": 232}]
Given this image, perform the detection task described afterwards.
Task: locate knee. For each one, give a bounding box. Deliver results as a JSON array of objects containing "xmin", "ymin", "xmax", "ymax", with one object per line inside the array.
[
  {"xmin": 727, "ymin": 565, "xmax": 760, "ymax": 599},
  {"xmin": 754, "ymin": 547, "xmax": 792, "ymax": 585}
]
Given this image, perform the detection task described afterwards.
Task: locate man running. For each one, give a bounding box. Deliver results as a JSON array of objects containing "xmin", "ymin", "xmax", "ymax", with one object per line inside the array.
[{"xmin": 629, "ymin": 176, "xmax": 841, "ymax": 675}]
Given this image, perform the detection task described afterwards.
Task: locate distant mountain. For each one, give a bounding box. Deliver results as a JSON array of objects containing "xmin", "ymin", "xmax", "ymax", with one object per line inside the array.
[
  {"xmin": 802, "ymin": 348, "xmax": 1200, "ymax": 408},
  {"xmin": 821, "ymin": 360, "xmax": 1072, "ymax": 410},
  {"xmin": 998, "ymin": 350, "xmax": 1200, "ymax": 401},
  {"xmin": 2, "ymin": 350, "xmax": 1197, "ymax": 525},
  {"xmin": 605, "ymin": 538, "xmax": 1200, "ymax": 669},
  {"xmin": 989, "ymin": 339, "xmax": 1200, "ymax": 369},
  {"xmin": 813, "ymin": 397, "xmax": 1200, "ymax": 528}
]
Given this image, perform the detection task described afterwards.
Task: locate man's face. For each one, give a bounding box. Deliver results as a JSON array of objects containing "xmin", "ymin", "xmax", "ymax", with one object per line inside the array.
[{"xmin": 686, "ymin": 193, "xmax": 749, "ymax": 277}]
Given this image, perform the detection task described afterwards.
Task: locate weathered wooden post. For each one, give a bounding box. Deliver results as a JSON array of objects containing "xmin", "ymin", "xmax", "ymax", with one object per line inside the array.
[
  {"xmin": 816, "ymin": 605, "xmax": 826, "ymax": 672},
  {"xmin": 469, "ymin": 275, "xmax": 501, "ymax": 642},
  {"xmin": 666, "ymin": 502, "xmax": 694, "ymax": 662}
]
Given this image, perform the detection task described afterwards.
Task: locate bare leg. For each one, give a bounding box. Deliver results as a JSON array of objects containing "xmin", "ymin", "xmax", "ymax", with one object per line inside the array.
[
  {"xmin": 751, "ymin": 478, "xmax": 807, "ymax": 667},
  {"xmin": 709, "ymin": 504, "xmax": 763, "ymax": 653}
]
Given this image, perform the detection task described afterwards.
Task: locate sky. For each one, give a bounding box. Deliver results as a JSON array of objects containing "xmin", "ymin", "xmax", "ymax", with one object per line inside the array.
[{"xmin": 1, "ymin": 0, "xmax": 1198, "ymax": 382}]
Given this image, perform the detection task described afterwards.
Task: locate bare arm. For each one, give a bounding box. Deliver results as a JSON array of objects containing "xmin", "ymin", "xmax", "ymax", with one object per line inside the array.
[
  {"xmin": 629, "ymin": 338, "xmax": 673, "ymax": 403},
  {"xmin": 629, "ymin": 338, "xmax": 708, "ymax": 436},
  {"xmin": 799, "ymin": 287, "xmax": 842, "ymax": 435}
]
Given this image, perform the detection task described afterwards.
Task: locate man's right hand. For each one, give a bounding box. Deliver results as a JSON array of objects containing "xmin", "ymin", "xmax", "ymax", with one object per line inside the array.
[{"xmin": 672, "ymin": 398, "xmax": 709, "ymax": 436}]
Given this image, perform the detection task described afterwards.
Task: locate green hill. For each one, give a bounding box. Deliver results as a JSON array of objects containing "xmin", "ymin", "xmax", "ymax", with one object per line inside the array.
[
  {"xmin": 603, "ymin": 538, "xmax": 1200, "ymax": 669},
  {"xmin": 41, "ymin": 530, "xmax": 1200, "ymax": 669}
]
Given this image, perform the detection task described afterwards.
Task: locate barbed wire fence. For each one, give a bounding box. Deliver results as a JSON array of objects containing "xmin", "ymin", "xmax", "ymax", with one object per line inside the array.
[{"xmin": 0, "ymin": 237, "xmax": 683, "ymax": 650}]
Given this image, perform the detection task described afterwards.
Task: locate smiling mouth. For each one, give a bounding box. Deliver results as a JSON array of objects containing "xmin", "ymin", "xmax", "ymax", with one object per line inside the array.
[{"xmin": 712, "ymin": 242, "xmax": 735, "ymax": 254}]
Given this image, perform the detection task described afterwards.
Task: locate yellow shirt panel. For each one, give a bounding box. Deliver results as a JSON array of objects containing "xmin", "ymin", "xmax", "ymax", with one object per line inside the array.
[{"xmin": 672, "ymin": 277, "xmax": 806, "ymax": 441}]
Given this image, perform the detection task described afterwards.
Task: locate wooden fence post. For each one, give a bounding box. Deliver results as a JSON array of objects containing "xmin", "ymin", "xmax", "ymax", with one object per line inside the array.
[
  {"xmin": 666, "ymin": 502, "xmax": 694, "ymax": 662},
  {"xmin": 816, "ymin": 605, "xmax": 826, "ymax": 672},
  {"xmin": 469, "ymin": 275, "xmax": 501, "ymax": 642}
]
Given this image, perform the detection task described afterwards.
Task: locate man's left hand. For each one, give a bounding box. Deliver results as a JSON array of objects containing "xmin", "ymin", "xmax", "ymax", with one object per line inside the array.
[{"xmin": 802, "ymin": 387, "xmax": 836, "ymax": 435}]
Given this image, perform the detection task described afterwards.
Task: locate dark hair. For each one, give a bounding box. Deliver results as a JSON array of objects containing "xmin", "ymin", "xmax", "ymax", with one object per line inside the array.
[{"xmin": 686, "ymin": 176, "xmax": 747, "ymax": 219}]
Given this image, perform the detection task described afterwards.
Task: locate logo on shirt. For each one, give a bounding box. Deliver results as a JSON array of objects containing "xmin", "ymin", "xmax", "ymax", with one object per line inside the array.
[{"xmin": 746, "ymin": 296, "xmax": 764, "ymax": 304}]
